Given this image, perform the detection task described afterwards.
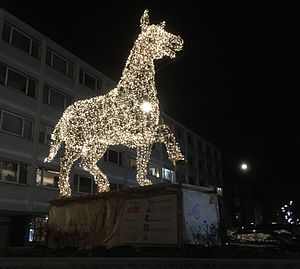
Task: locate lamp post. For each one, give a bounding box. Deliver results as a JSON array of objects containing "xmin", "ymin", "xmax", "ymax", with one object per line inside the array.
[{"xmin": 235, "ymin": 161, "xmax": 253, "ymax": 226}]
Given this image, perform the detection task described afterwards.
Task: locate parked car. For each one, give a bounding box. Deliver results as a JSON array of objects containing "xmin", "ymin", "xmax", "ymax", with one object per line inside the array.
[{"xmin": 227, "ymin": 224, "xmax": 300, "ymax": 251}]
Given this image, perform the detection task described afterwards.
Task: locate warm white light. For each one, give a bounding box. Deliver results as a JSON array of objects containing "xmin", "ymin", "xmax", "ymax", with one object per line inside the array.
[
  {"xmin": 241, "ymin": 163, "xmax": 248, "ymax": 170},
  {"xmin": 141, "ymin": 101, "xmax": 152, "ymax": 113},
  {"xmin": 44, "ymin": 9, "xmax": 184, "ymax": 198}
]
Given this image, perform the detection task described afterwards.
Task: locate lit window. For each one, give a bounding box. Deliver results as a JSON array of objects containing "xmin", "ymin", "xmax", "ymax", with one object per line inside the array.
[
  {"xmin": 2, "ymin": 21, "xmax": 40, "ymax": 59},
  {"xmin": 43, "ymin": 84, "xmax": 73, "ymax": 110},
  {"xmin": 217, "ymin": 187, "xmax": 223, "ymax": 196},
  {"xmin": 36, "ymin": 168, "xmax": 59, "ymax": 188},
  {"xmin": 28, "ymin": 216, "xmax": 48, "ymax": 244},
  {"xmin": 46, "ymin": 48, "xmax": 74, "ymax": 79},
  {"xmin": 0, "ymin": 63, "xmax": 37, "ymax": 98},
  {"xmin": 0, "ymin": 109, "xmax": 33, "ymax": 139},
  {"xmin": 149, "ymin": 163, "xmax": 160, "ymax": 178},
  {"xmin": 162, "ymin": 167, "xmax": 174, "ymax": 181},
  {"xmin": 0, "ymin": 158, "xmax": 28, "ymax": 184},
  {"xmin": 39, "ymin": 124, "xmax": 54, "ymax": 145}
]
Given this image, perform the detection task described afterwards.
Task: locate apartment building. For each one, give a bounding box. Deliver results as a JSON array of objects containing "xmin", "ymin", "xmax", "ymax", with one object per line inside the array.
[{"xmin": 0, "ymin": 7, "xmax": 223, "ymax": 246}]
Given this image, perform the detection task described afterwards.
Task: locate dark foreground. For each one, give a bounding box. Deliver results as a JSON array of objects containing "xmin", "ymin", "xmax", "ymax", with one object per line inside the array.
[
  {"xmin": 1, "ymin": 246, "xmax": 300, "ymax": 269},
  {"xmin": 1, "ymin": 245, "xmax": 300, "ymax": 258},
  {"xmin": 1, "ymin": 256, "xmax": 300, "ymax": 269}
]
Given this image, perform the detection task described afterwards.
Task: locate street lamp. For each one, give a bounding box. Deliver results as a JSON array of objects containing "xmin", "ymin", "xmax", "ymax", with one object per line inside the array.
[{"xmin": 240, "ymin": 162, "xmax": 248, "ymax": 172}]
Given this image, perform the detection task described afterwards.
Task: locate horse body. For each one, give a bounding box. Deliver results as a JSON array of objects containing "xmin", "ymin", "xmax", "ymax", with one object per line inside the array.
[{"xmin": 45, "ymin": 10, "xmax": 184, "ymax": 197}]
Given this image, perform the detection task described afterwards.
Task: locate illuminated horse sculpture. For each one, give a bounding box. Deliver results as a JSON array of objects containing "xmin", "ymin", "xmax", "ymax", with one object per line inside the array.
[{"xmin": 45, "ymin": 10, "xmax": 185, "ymax": 197}]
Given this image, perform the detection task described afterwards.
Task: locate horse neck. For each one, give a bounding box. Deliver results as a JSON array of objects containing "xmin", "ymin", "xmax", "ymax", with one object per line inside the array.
[{"xmin": 117, "ymin": 42, "xmax": 156, "ymax": 96}]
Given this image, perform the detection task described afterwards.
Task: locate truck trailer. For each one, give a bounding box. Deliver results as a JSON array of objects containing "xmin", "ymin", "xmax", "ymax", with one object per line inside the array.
[{"xmin": 47, "ymin": 183, "xmax": 221, "ymax": 248}]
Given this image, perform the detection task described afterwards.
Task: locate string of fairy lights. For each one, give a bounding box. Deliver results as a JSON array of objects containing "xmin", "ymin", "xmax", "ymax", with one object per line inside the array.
[{"xmin": 45, "ymin": 10, "xmax": 184, "ymax": 197}]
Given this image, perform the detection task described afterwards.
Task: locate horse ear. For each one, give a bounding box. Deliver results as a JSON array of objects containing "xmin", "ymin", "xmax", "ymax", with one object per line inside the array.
[
  {"xmin": 159, "ymin": 21, "xmax": 166, "ymax": 29},
  {"xmin": 140, "ymin": 9, "xmax": 149, "ymax": 32}
]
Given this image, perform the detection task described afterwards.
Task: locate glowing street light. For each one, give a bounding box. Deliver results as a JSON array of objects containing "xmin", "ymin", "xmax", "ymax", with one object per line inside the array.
[{"xmin": 240, "ymin": 162, "xmax": 248, "ymax": 171}]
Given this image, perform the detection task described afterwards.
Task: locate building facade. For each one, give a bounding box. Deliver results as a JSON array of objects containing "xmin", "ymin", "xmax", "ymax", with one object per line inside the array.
[{"xmin": 0, "ymin": 7, "xmax": 223, "ymax": 247}]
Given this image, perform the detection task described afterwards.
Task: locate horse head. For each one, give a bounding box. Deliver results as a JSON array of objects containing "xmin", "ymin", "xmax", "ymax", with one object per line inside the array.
[{"xmin": 139, "ymin": 9, "xmax": 183, "ymax": 59}]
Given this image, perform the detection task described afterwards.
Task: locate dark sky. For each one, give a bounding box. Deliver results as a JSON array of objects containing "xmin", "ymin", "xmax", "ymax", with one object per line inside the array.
[{"xmin": 2, "ymin": 1, "xmax": 300, "ymax": 217}]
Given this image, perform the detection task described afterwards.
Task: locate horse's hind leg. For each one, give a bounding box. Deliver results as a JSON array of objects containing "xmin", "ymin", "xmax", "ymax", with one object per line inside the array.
[
  {"xmin": 136, "ymin": 144, "xmax": 152, "ymax": 186},
  {"xmin": 155, "ymin": 124, "xmax": 184, "ymax": 165},
  {"xmin": 59, "ymin": 150, "xmax": 79, "ymax": 197},
  {"xmin": 80, "ymin": 148, "xmax": 110, "ymax": 192}
]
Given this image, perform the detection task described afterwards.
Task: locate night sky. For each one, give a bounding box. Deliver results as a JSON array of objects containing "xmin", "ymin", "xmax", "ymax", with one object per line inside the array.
[{"xmin": 2, "ymin": 1, "xmax": 300, "ymax": 218}]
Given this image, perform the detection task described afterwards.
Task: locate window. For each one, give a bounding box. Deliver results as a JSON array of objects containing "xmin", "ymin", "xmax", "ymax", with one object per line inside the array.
[
  {"xmin": 110, "ymin": 183, "xmax": 124, "ymax": 191},
  {"xmin": 36, "ymin": 167, "xmax": 59, "ymax": 188},
  {"xmin": 0, "ymin": 63, "xmax": 37, "ymax": 98},
  {"xmin": 79, "ymin": 68, "xmax": 101, "ymax": 91},
  {"xmin": 0, "ymin": 109, "xmax": 33, "ymax": 139},
  {"xmin": 43, "ymin": 84, "xmax": 72, "ymax": 110},
  {"xmin": 74, "ymin": 175, "xmax": 93, "ymax": 193},
  {"xmin": 0, "ymin": 64, "xmax": 5, "ymax": 84},
  {"xmin": 149, "ymin": 163, "xmax": 160, "ymax": 178},
  {"xmin": 28, "ymin": 216, "xmax": 48, "ymax": 244},
  {"xmin": 104, "ymin": 149, "xmax": 122, "ymax": 166},
  {"xmin": 128, "ymin": 156, "xmax": 137, "ymax": 169},
  {"xmin": 39, "ymin": 124, "xmax": 54, "ymax": 145},
  {"xmin": 46, "ymin": 48, "xmax": 74, "ymax": 79},
  {"xmin": 217, "ymin": 187, "xmax": 223, "ymax": 196},
  {"xmin": 162, "ymin": 167, "xmax": 174, "ymax": 181},
  {"xmin": 2, "ymin": 21, "xmax": 40, "ymax": 59},
  {"xmin": 0, "ymin": 158, "xmax": 28, "ymax": 184}
]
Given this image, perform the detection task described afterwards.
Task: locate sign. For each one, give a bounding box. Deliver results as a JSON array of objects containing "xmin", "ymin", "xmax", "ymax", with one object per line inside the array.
[
  {"xmin": 119, "ymin": 194, "xmax": 178, "ymax": 245},
  {"xmin": 182, "ymin": 189, "xmax": 220, "ymax": 245}
]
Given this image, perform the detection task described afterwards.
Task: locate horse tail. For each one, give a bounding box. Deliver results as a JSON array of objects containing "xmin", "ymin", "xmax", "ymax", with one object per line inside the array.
[{"xmin": 44, "ymin": 118, "xmax": 64, "ymax": 163}]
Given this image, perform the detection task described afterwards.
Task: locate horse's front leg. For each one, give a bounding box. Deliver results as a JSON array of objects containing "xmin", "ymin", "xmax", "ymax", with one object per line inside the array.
[
  {"xmin": 155, "ymin": 124, "xmax": 185, "ymax": 165},
  {"xmin": 80, "ymin": 145, "xmax": 110, "ymax": 193},
  {"xmin": 59, "ymin": 149, "xmax": 79, "ymax": 197},
  {"xmin": 136, "ymin": 144, "xmax": 152, "ymax": 186}
]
